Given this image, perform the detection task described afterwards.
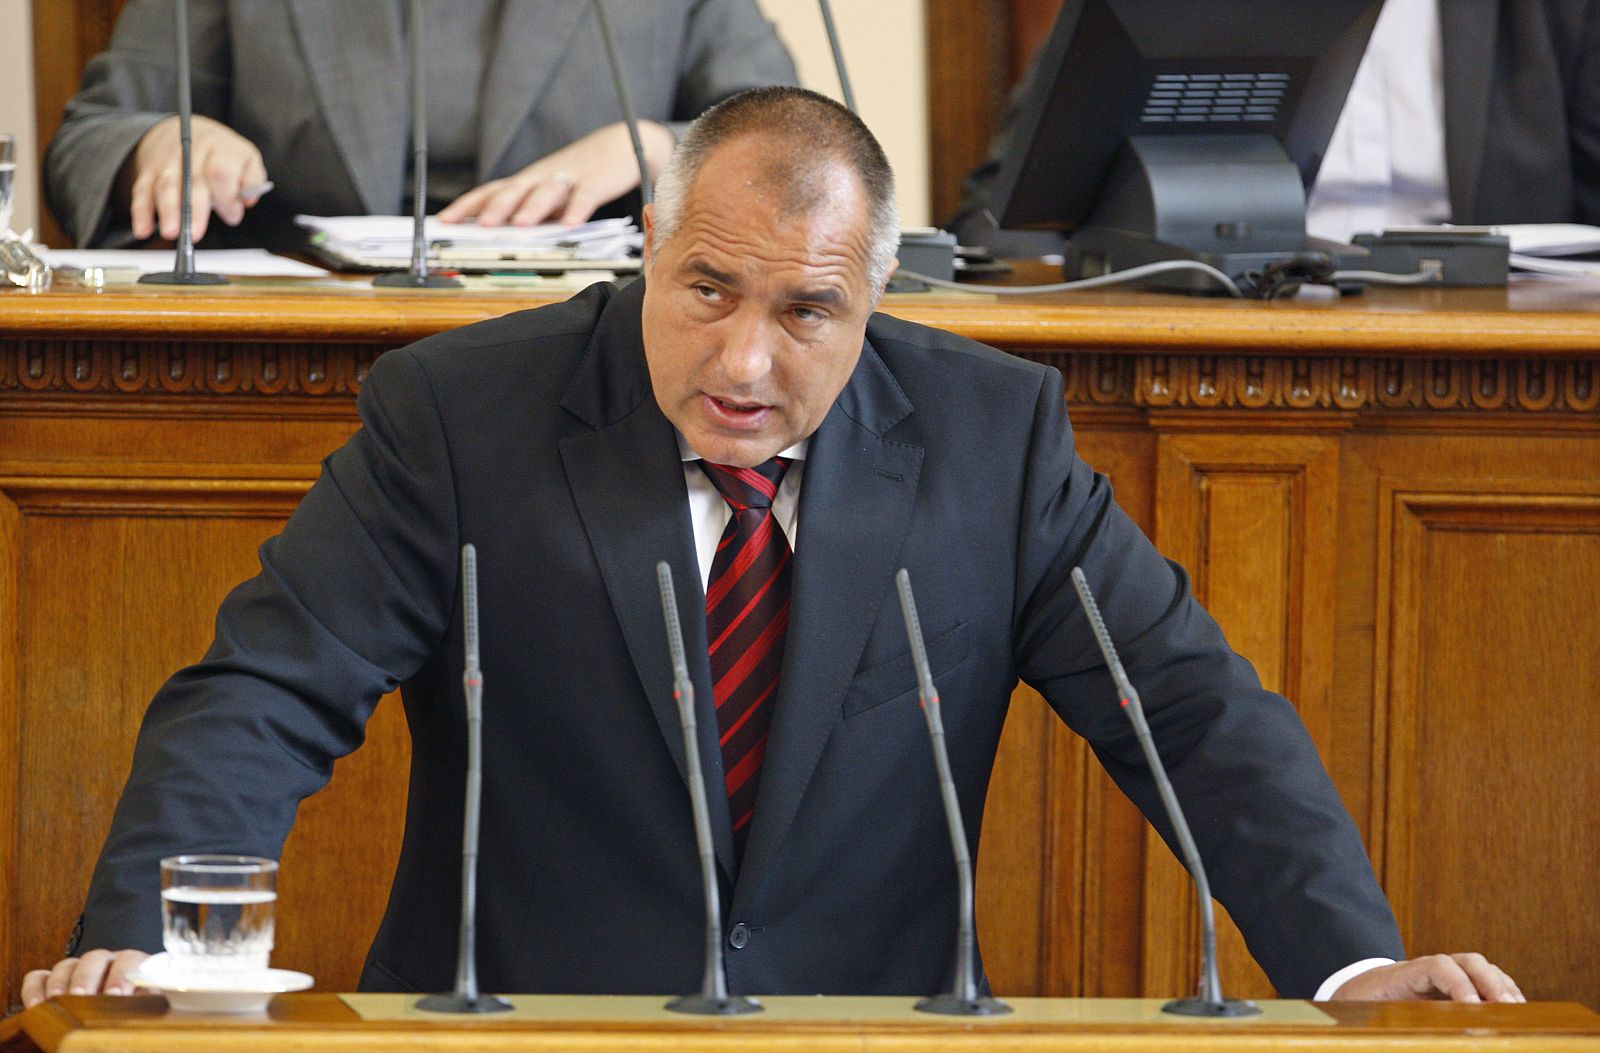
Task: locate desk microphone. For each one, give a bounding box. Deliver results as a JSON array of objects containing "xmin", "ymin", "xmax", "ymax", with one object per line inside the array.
[
  {"xmin": 139, "ymin": 0, "xmax": 226, "ymax": 286},
  {"xmin": 812, "ymin": 3, "xmax": 956, "ymax": 283},
  {"xmin": 592, "ymin": 0, "xmax": 654, "ymax": 208},
  {"xmin": 375, "ymin": 0, "xmax": 462, "ymax": 289},
  {"xmin": 656, "ymin": 562, "xmax": 761, "ymax": 1015},
  {"xmin": 416, "ymin": 545, "xmax": 511, "ymax": 1013},
  {"xmin": 1068, "ymin": 566, "xmax": 1260, "ymax": 1018},
  {"xmin": 895, "ymin": 570, "xmax": 1011, "ymax": 1016}
]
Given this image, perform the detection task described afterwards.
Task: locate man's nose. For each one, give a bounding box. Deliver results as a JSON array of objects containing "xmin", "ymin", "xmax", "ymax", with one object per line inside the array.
[{"xmin": 717, "ymin": 309, "xmax": 777, "ymax": 386}]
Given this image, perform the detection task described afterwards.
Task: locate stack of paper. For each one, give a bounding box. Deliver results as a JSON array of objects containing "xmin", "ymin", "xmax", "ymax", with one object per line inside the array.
[
  {"xmin": 1496, "ymin": 223, "xmax": 1600, "ymax": 277},
  {"xmin": 296, "ymin": 215, "xmax": 641, "ymax": 273}
]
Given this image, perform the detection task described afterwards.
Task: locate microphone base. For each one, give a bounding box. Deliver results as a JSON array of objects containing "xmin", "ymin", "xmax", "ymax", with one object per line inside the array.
[
  {"xmin": 414, "ymin": 992, "xmax": 514, "ymax": 1014},
  {"xmin": 664, "ymin": 993, "xmax": 764, "ymax": 1015},
  {"xmin": 139, "ymin": 271, "xmax": 229, "ymax": 285},
  {"xmin": 374, "ymin": 271, "xmax": 463, "ymax": 289},
  {"xmin": 1161, "ymin": 996, "xmax": 1262, "ymax": 1017},
  {"xmin": 914, "ymin": 993, "xmax": 1014, "ymax": 1016}
]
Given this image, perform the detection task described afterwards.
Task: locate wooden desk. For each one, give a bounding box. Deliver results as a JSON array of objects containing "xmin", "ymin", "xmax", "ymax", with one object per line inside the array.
[
  {"xmin": 2, "ymin": 278, "xmax": 1597, "ymax": 1009},
  {"xmin": 4, "ymin": 996, "xmax": 1600, "ymax": 1053}
]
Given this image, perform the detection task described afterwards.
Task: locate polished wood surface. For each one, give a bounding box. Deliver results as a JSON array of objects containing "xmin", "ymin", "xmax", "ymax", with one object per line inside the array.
[
  {"xmin": 1, "ymin": 277, "xmax": 1597, "ymax": 1011},
  {"xmin": 4, "ymin": 997, "xmax": 1600, "ymax": 1053}
]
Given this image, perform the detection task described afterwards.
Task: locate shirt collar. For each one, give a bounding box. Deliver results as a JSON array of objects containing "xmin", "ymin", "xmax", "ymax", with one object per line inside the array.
[{"xmin": 676, "ymin": 430, "xmax": 809, "ymax": 464}]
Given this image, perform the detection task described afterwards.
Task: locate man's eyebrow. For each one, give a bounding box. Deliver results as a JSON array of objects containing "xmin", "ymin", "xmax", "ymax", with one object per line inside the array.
[
  {"xmin": 688, "ymin": 259, "xmax": 739, "ymax": 287},
  {"xmin": 786, "ymin": 285, "xmax": 846, "ymax": 307}
]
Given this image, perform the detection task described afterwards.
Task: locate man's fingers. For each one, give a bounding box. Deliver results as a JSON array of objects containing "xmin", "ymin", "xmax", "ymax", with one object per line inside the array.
[
  {"xmin": 44, "ymin": 957, "xmax": 80, "ymax": 1001},
  {"xmin": 559, "ymin": 180, "xmax": 610, "ymax": 226},
  {"xmin": 1453, "ymin": 952, "xmax": 1525, "ymax": 1003},
  {"xmin": 154, "ymin": 167, "xmax": 212, "ymax": 243},
  {"xmin": 1406, "ymin": 954, "xmax": 1479, "ymax": 1002},
  {"xmin": 64, "ymin": 949, "xmax": 116, "ymax": 996},
  {"xmin": 103, "ymin": 950, "xmax": 152, "ymax": 996},
  {"xmin": 202, "ymin": 150, "xmax": 251, "ymax": 227},
  {"xmin": 437, "ymin": 185, "xmax": 490, "ymax": 223},
  {"xmin": 509, "ymin": 181, "xmax": 573, "ymax": 227},
  {"xmin": 129, "ymin": 170, "xmax": 160, "ymax": 240},
  {"xmin": 476, "ymin": 180, "xmax": 543, "ymax": 227},
  {"xmin": 20, "ymin": 969, "xmax": 51, "ymax": 1009}
]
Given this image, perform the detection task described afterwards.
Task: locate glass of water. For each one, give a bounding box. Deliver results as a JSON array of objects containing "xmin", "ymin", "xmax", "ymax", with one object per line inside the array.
[
  {"xmin": 160, "ymin": 855, "xmax": 278, "ymax": 981},
  {"xmin": 0, "ymin": 134, "xmax": 15, "ymax": 234}
]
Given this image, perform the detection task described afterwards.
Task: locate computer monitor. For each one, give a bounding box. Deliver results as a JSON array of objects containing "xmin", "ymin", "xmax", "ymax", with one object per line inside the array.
[{"xmin": 989, "ymin": 0, "xmax": 1383, "ymax": 292}]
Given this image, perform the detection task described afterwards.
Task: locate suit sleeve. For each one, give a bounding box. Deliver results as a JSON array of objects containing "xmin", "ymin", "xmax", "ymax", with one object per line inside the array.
[
  {"xmin": 1010, "ymin": 368, "xmax": 1404, "ymax": 997},
  {"xmin": 664, "ymin": 0, "xmax": 800, "ymax": 140},
  {"xmin": 43, "ymin": 0, "xmax": 234, "ymax": 247},
  {"xmin": 75, "ymin": 347, "xmax": 460, "ymax": 952}
]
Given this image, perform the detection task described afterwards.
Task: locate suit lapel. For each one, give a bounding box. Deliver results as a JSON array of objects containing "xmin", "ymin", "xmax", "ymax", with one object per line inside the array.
[
  {"xmin": 558, "ymin": 283, "xmax": 738, "ymax": 880},
  {"xmin": 733, "ymin": 340, "xmax": 923, "ymax": 903},
  {"xmin": 1440, "ymin": 0, "xmax": 1499, "ymax": 220},
  {"xmin": 287, "ymin": 1, "xmax": 408, "ymax": 215},
  {"xmin": 478, "ymin": 0, "xmax": 594, "ymax": 178}
]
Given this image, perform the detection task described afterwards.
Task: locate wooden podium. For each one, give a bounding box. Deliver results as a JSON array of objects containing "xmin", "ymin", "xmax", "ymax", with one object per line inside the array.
[
  {"xmin": 4, "ymin": 996, "xmax": 1600, "ymax": 1052},
  {"xmin": 2, "ymin": 276, "xmax": 1598, "ymax": 1007}
]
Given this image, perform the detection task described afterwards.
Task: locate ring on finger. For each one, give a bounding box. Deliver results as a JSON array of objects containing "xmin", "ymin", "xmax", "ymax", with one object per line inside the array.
[{"xmin": 548, "ymin": 171, "xmax": 575, "ymax": 190}]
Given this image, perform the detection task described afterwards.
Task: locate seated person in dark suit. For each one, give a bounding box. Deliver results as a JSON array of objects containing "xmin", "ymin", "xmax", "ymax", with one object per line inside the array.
[
  {"xmin": 951, "ymin": 0, "xmax": 1600, "ymax": 256},
  {"xmin": 45, "ymin": 0, "xmax": 798, "ymax": 248},
  {"xmin": 25, "ymin": 86, "xmax": 1520, "ymax": 1008}
]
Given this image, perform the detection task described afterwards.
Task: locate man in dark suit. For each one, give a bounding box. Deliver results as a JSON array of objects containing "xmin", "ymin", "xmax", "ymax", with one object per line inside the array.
[{"xmin": 24, "ymin": 87, "xmax": 1520, "ymax": 1009}]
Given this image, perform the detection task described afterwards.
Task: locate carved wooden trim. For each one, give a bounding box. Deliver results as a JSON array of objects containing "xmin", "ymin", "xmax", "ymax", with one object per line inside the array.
[
  {"xmin": 1034, "ymin": 353, "xmax": 1600, "ymax": 415},
  {"xmin": 1372, "ymin": 486, "xmax": 1600, "ymax": 938},
  {"xmin": 3, "ymin": 342, "xmax": 1597, "ymax": 417},
  {"xmin": 0, "ymin": 343, "xmax": 382, "ymax": 400}
]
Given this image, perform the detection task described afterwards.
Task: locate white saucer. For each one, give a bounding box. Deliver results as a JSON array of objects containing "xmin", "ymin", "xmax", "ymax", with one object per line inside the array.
[{"xmin": 128, "ymin": 953, "xmax": 314, "ymax": 1014}]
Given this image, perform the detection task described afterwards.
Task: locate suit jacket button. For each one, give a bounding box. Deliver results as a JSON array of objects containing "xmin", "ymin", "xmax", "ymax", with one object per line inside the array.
[{"xmin": 727, "ymin": 922, "xmax": 750, "ymax": 950}]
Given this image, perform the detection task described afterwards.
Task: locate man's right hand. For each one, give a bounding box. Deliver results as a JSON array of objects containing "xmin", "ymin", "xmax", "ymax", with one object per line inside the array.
[
  {"xmin": 20, "ymin": 950, "xmax": 150, "ymax": 1009},
  {"xmin": 129, "ymin": 115, "xmax": 269, "ymax": 244}
]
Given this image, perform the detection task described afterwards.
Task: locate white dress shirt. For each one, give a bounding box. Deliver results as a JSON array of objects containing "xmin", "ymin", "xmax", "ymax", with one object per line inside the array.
[
  {"xmin": 675, "ymin": 431, "xmax": 1388, "ymax": 997},
  {"xmin": 1306, "ymin": 0, "xmax": 1452, "ymax": 244}
]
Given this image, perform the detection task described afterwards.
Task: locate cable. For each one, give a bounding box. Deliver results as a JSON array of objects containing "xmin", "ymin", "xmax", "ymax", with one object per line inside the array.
[
  {"xmin": 898, "ymin": 259, "xmax": 1244, "ymax": 298},
  {"xmin": 1328, "ymin": 264, "xmax": 1444, "ymax": 285}
]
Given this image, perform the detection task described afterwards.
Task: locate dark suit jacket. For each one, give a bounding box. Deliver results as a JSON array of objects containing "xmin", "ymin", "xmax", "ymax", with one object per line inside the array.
[
  {"xmin": 952, "ymin": 0, "xmax": 1600, "ymax": 254},
  {"xmin": 76, "ymin": 281, "xmax": 1402, "ymax": 998},
  {"xmin": 44, "ymin": 0, "xmax": 797, "ymax": 248}
]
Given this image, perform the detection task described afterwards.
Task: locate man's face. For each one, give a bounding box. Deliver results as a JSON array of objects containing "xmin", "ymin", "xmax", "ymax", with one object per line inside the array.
[{"xmin": 640, "ymin": 136, "xmax": 879, "ymax": 468}]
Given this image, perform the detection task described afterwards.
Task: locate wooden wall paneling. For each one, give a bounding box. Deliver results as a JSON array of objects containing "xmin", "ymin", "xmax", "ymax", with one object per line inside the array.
[
  {"xmin": 1067, "ymin": 411, "xmax": 1158, "ymax": 997},
  {"xmin": 923, "ymin": 0, "xmax": 1009, "ymax": 225},
  {"xmin": 1144, "ymin": 426, "xmax": 1343, "ymax": 1000},
  {"xmin": 0, "ymin": 465, "xmax": 409, "ymax": 1001},
  {"xmin": 1374, "ymin": 481, "xmax": 1600, "ymax": 1004},
  {"xmin": 0, "ymin": 487, "xmax": 20, "ymax": 1008},
  {"xmin": 30, "ymin": 0, "xmax": 129, "ymax": 248}
]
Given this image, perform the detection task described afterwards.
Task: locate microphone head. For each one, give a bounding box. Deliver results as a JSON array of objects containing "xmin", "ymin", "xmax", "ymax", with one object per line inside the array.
[
  {"xmin": 656, "ymin": 561, "xmax": 692, "ymax": 682},
  {"xmin": 1070, "ymin": 567, "xmax": 1139, "ymax": 707},
  {"xmin": 461, "ymin": 544, "xmax": 480, "ymax": 669}
]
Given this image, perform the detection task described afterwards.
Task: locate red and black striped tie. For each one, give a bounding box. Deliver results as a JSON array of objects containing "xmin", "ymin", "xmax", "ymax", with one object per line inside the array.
[{"xmin": 700, "ymin": 457, "xmax": 793, "ymax": 859}]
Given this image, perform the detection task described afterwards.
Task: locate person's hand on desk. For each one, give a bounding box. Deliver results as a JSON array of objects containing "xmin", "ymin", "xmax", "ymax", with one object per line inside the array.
[
  {"xmin": 1332, "ymin": 953, "xmax": 1525, "ymax": 1002},
  {"xmin": 21, "ymin": 949, "xmax": 150, "ymax": 1008},
  {"xmin": 437, "ymin": 120, "xmax": 675, "ymax": 228},
  {"xmin": 128, "ymin": 115, "xmax": 269, "ymax": 244}
]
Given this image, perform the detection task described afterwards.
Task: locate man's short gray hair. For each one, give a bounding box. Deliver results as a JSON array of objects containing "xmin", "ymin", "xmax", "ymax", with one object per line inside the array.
[{"xmin": 651, "ymin": 87, "xmax": 901, "ymax": 294}]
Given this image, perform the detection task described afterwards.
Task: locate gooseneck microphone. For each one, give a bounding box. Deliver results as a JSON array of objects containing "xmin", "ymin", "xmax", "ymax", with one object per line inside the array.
[
  {"xmin": 1069, "ymin": 566, "xmax": 1260, "ymax": 1017},
  {"xmin": 592, "ymin": 0, "xmax": 654, "ymax": 208},
  {"xmin": 895, "ymin": 570, "xmax": 1012, "ymax": 1016},
  {"xmin": 139, "ymin": 0, "xmax": 226, "ymax": 286},
  {"xmin": 817, "ymin": 0, "xmax": 859, "ymax": 114},
  {"xmin": 657, "ymin": 562, "xmax": 761, "ymax": 1015},
  {"xmin": 375, "ymin": 0, "xmax": 462, "ymax": 289},
  {"xmin": 416, "ymin": 545, "xmax": 511, "ymax": 1013}
]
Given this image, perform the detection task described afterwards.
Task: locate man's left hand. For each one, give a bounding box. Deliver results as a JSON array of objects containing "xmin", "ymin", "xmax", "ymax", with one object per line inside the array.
[{"xmin": 1332, "ymin": 954, "xmax": 1525, "ymax": 1002}]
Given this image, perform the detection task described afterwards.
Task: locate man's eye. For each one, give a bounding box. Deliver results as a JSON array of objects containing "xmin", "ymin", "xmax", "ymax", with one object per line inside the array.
[
  {"xmin": 792, "ymin": 306, "xmax": 823, "ymax": 323},
  {"xmin": 693, "ymin": 283, "xmax": 721, "ymax": 300}
]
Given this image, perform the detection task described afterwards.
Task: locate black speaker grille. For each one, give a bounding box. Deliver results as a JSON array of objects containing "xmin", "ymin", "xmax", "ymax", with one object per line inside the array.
[{"xmin": 1139, "ymin": 72, "xmax": 1288, "ymax": 123}]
